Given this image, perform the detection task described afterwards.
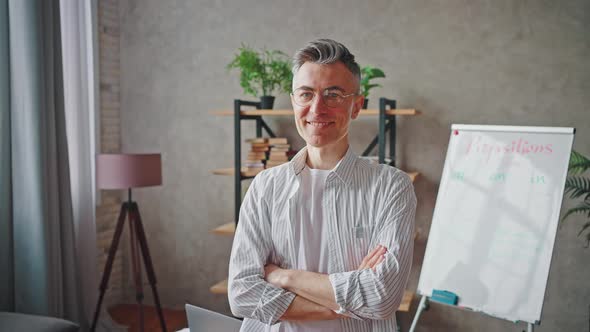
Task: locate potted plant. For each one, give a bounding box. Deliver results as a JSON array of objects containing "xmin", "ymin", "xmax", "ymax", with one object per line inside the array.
[
  {"xmin": 227, "ymin": 45, "xmax": 292, "ymax": 109},
  {"xmin": 562, "ymin": 150, "xmax": 590, "ymax": 247},
  {"xmin": 360, "ymin": 66, "xmax": 386, "ymax": 109}
]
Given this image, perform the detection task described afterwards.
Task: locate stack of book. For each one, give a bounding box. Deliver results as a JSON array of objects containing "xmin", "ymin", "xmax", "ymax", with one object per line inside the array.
[
  {"xmin": 245, "ymin": 138, "xmax": 268, "ymax": 172},
  {"xmin": 266, "ymin": 137, "xmax": 290, "ymax": 168}
]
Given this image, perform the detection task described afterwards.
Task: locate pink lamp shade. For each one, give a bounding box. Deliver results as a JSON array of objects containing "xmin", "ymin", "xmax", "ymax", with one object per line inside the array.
[{"xmin": 96, "ymin": 153, "xmax": 162, "ymax": 190}]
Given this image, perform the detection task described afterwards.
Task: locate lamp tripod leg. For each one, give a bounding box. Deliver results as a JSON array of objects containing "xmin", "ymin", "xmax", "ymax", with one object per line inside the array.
[
  {"xmin": 128, "ymin": 205, "xmax": 145, "ymax": 331},
  {"xmin": 132, "ymin": 202, "xmax": 167, "ymax": 332},
  {"xmin": 91, "ymin": 202, "xmax": 129, "ymax": 332}
]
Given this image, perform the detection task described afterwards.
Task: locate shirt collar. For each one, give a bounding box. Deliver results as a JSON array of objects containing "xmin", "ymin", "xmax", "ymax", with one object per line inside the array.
[{"xmin": 290, "ymin": 146, "xmax": 357, "ymax": 185}]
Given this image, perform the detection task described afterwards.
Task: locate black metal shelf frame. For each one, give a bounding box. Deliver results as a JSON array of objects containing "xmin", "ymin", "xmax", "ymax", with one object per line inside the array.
[{"xmin": 233, "ymin": 97, "xmax": 400, "ymax": 225}]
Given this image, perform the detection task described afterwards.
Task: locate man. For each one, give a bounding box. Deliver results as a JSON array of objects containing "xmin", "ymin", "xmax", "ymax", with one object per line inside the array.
[{"xmin": 228, "ymin": 39, "xmax": 416, "ymax": 332}]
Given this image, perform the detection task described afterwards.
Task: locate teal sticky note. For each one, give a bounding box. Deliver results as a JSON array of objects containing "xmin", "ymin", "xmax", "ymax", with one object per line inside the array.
[{"xmin": 432, "ymin": 289, "xmax": 458, "ymax": 305}]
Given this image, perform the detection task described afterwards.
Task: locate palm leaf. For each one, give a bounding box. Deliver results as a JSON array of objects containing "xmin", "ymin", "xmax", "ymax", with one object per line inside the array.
[
  {"xmin": 568, "ymin": 150, "xmax": 590, "ymax": 174},
  {"xmin": 563, "ymin": 150, "xmax": 590, "ymax": 247},
  {"xmin": 578, "ymin": 220, "xmax": 590, "ymax": 237},
  {"xmin": 561, "ymin": 201, "xmax": 590, "ymax": 223},
  {"xmin": 563, "ymin": 176, "xmax": 590, "ymax": 201}
]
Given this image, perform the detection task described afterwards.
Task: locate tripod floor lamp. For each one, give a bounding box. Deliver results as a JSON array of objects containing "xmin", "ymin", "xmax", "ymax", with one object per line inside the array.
[{"xmin": 92, "ymin": 153, "xmax": 167, "ymax": 332}]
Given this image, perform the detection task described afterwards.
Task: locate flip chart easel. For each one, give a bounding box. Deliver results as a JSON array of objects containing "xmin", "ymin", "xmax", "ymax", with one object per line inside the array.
[{"xmin": 410, "ymin": 125, "xmax": 575, "ymax": 332}]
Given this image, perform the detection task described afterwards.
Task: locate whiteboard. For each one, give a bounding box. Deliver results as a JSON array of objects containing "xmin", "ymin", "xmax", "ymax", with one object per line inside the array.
[{"xmin": 417, "ymin": 124, "xmax": 575, "ymax": 324}]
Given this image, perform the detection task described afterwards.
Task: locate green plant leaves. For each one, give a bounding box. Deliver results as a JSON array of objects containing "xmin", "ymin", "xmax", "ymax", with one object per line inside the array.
[
  {"xmin": 579, "ymin": 221, "xmax": 590, "ymax": 247},
  {"xmin": 561, "ymin": 201, "xmax": 590, "ymax": 247},
  {"xmin": 360, "ymin": 66, "xmax": 386, "ymax": 98},
  {"xmin": 227, "ymin": 45, "xmax": 292, "ymax": 97},
  {"xmin": 564, "ymin": 176, "xmax": 590, "ymax": 201},
  {"xmin": 562, "ymin": 201, "xmax": 590, "ymax": 220},
  {"xmin": 563, "ymin": 149, "xmax": 590, "ymax": 247},
  {"xmin": 568, "ymin": 150, "xmax": 590, "ymax": 174},
  {"xmin": 362, "ymin": 66, "xmax": 385, "ymax": 78}
]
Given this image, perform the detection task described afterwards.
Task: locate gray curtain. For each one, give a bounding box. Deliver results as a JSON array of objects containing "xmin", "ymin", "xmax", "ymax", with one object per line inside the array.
[
  {"xmin": 1, "ymin": 0, "xmax": 85, "ymax": 327},
  {"xmin": 0, "ymin": 0, "xmax": 13, "ymax": 313}
]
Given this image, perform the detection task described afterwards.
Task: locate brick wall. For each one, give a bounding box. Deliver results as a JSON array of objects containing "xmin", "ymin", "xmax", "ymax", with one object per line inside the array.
[{"xmin": 96, "ymin": 0, "xmax": 125, "ymax": 307}]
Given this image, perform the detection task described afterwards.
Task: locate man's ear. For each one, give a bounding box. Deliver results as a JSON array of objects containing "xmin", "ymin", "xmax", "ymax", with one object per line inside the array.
[{"xmin": 351, "ymin": 95, "xmax": 364, "ymax": 119}]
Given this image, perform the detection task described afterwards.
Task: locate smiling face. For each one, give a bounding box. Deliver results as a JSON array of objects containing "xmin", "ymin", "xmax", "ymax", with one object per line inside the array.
[{"xmin": 291, "ymin": 61, "xmax": 364, "ymax": 149}]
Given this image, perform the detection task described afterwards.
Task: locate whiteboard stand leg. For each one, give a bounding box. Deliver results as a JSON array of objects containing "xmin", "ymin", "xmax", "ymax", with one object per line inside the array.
[
  {"xmin": 409, "ymin": 295, "xmax": 429, "ymax": 332},
  {"xmin": 527, "ymin": 323, "xmax": 534, "ymax": 332}
]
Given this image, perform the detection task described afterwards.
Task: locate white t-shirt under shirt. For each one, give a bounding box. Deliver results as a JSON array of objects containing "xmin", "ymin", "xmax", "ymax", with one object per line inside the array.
[{"xmin": 281, "ymin": 165, "xmax": 341, "ymax": 332}]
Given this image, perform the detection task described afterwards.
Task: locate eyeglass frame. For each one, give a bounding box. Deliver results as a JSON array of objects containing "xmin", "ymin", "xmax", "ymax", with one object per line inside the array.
[{"xmin": 290, "ymin": 87, "xmax": 360, "ymax": 108}]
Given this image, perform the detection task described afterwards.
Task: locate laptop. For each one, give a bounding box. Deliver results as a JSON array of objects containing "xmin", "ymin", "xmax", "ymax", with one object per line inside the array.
[{"xmin": 185, "ymin": 304, "xmax": 242, "ymax": 332}]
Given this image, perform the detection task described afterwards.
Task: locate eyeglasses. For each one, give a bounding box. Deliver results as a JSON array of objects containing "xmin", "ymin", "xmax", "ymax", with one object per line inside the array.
[{"xmin": 291, "ymin": 88, "xmax": 358, "ymax": 108}]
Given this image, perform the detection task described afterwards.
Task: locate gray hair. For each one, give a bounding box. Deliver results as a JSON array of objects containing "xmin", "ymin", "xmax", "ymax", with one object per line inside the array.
[{"xmin": 292, "ymin": 39, "xmax": 361, "ymax": 85}]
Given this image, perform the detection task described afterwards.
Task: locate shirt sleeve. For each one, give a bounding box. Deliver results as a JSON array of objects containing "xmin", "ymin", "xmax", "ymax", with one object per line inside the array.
[
  {"xmin": 328, "ymin": 170, "xmax": 416, "ymax": 320},
  {"xmin": 228, "ymin": 174, "xmax": 296, "ymax": 325}
]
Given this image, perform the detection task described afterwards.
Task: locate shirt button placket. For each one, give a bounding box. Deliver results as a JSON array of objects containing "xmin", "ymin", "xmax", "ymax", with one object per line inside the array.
[{"xmin": 325, "ymin": 175, "xmax": 345, "ymax": 273}]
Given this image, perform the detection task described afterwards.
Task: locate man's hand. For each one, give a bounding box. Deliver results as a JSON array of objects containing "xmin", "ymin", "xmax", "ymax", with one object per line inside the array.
[
  {"xmin": 357, "ymin": 245, "xmax": 387, "ymax": 271},
  {"xmin": 264, "ymin": 263, "xmax": 286, "ymax": 288},
  {"xmin": 264, "ymin": 264, "xmax": 346, "ymax": 321}
]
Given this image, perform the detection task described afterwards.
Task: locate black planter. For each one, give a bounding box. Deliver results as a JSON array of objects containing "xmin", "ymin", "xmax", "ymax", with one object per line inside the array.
[
  {"xmin": 260, "ymin": 96, "xmax": 275, "ymax": 109},
  {"xmin": 363, "ymin": 98, "xmax": 369, "ymax": 109}
]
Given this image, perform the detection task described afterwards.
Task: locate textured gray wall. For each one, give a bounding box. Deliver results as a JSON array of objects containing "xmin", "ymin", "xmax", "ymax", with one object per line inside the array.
[{"xmin": 118, "ymin": 0, "xmax": 590, "ymax": 331}]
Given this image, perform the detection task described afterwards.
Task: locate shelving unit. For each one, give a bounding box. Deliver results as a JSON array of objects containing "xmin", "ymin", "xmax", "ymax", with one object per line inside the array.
[
  {"xmin": 211, "ymin": 97, "xmax": 421, "ymax": 316},
  {"xmin": 212, "ymin": 168, "xmax": 420, "ymax": 183},
  {"xmin": 210, "ymin": 109, "xmax": 421, "ymax": 116}
]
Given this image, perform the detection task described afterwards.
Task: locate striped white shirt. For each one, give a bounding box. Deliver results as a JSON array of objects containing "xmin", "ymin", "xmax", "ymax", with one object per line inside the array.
[{"xmin": 228, "ymin": 146, "xmax": 416, "ymax": 332}]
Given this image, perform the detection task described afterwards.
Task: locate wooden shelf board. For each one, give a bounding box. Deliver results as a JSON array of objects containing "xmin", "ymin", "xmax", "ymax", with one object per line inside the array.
[
  {"xmin": 211, "ymin": 229, "xmax": 421, "ymax": 266},
  {"xmin": 210, "ymin": 278, "xmax": 414, "ymax": 312},
  {"xmin": 211, "ymin": 109, "xmax": 420, "ymax": 116},
  {"xmin": 398, "ymin": 290, "xmax": 414, "ymax": 312},
  {"xmin": 212, "ymin": 167, "xmax": 263, "ymax": 178},
  {"xmin": 360, "ymin": 109, "xmax": 421, "ymax": 116},
  {"xmin": 212, "ymin": 110, "xmax": 292, "ymax": 116},
  {"xmin": 211, "ymin": 222, "xmax": 236, "ymax": 236},
  {"xmin": 212, "ymin": 224, "xmax": 420, "ymax": 240},
  {"xmin": 210, "ymin": 279, "xmax": 228, "ymax": 294},
  {"xmin": 213, "ymin": 168, "xmax": 419, "ymax": 182}
]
